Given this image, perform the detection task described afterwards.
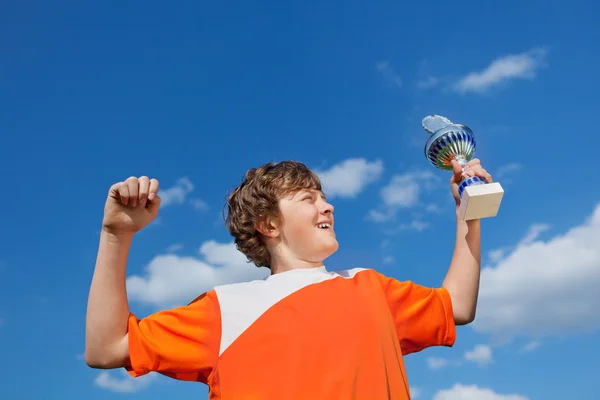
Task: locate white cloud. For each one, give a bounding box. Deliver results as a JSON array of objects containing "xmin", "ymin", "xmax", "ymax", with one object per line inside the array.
[
  {"xmin": 433, "ymin": 384, "xmax": 529, "ymax": 400},
  {"xmin": 464, "ymin": 344, "xmax": 493, "ymax": 366},
  {"xmin": 94, "ymin": 370, "xmax": 156, "ymax": 393},
  {"xmin": 384, "ymin": 171, "xmax": 440, "ymax": 207},
  {"xmin": 127, "ymin": 240, "xmax": 269, "ymax": 308},
  {"xmin": 472, "ymin": 203, "xmax": 600, "ymax": 340},
  {"xmin": 455, "ymin": 47, "xmax": 547, "ymax": 93},
  {"xmin": 367, "ymin": 170, "xmax": 440, "ymax": 223},
  {"xmin": 315, "ymin": 158, "xmax": 383, "ymax": 199},
  {"xmin": 383, "ymin": 256, "xmax": 394, "ymax": 264},
  {"xmin": 376, "ymin": 60, "xmax": 402, "ymax": 88},
  {"xmin": 158, "ymin": 177, "xmax": 195, "ymax": 207}
]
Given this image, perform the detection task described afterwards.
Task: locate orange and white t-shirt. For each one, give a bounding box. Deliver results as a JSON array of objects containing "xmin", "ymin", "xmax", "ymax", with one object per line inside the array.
[{"xmin": 126, "ymin": 267, "xmax": 456, "ymax": 399}]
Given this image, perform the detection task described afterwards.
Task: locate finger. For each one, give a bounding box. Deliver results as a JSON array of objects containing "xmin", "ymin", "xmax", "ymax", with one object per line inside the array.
[
  {"xmin": 470, "ymin": 166, "xmax": 493, "ymax": 182},
  {"xmin": 126, "ymin": 177, "xmax": 139, "ymax": 207},
  {"xmin": 451, "ymin": 159, "xmax": 463, "ymax": 176},
  {"xmin": 118, "ymin": 182, "xmax": 130, "ymax": 206},
  {"xmin": 466, "ymin": 158, "xmax": 481, "ymax": 167},
  {"xmin": 138, "ymin": 176, "xmax": 150, "ymax": 207},
  {"xmin": 147, "ymin": 194, "xmax": 161, "ymax": 212},
  {"xmin": 108, "ymin": 183, "xmax": 121, "ymax": 200},
  {"xmin": 148, "ymin": 178, "xmax": 160, "ymax": 202}
]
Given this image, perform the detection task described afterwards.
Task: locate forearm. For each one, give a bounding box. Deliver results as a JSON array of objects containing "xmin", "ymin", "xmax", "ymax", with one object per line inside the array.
[
  {"xmin": 85, "ymin": 229, "xmax": 133, "ymax": 367},
  {"xmin": 442, "ymin": 209, "xmax": 481, "ymax": 325}
]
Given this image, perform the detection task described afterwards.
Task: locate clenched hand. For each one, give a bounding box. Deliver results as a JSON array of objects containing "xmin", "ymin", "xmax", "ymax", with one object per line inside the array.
[{"xmin": 102, "ymin": 176, "xmax": 161, "ymax": 235}]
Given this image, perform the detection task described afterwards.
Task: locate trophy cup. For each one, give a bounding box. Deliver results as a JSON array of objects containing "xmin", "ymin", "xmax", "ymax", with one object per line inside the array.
[{"xmin": 422, "ymin": 115, "xmax": 504, "ymax": 220}]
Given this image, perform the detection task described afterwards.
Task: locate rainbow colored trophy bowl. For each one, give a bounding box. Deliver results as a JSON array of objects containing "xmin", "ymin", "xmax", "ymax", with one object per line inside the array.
[{"xmin": 423, "ymin": 115, "xmax": 504, "ymax": 220}]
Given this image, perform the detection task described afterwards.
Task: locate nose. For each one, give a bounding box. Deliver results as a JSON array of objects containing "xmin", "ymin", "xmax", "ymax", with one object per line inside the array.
[{"xmin": 321, "ymin": 199, "xmax": 334, "ymax": 215}]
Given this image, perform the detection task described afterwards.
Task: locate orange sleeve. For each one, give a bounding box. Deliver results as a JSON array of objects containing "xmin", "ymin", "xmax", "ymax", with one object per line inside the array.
[
  {"xmin": 375, "ymin": 272, "xmax": 456, "ymax": 355},
  {"xmin": 125, "ymin": 289, "xmax": 221, "ymax": 383}
]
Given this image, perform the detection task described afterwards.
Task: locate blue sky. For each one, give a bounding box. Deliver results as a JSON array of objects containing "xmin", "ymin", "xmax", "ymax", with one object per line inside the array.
[{"xmin": 1, "ymin": 1, "xmax": 599, "ymax": 399}]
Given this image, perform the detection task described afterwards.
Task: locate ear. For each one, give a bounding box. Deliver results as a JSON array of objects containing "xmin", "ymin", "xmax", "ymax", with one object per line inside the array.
[{"xmin": 256, "ymin": 215, "xmax": 280, "ymax": 238}]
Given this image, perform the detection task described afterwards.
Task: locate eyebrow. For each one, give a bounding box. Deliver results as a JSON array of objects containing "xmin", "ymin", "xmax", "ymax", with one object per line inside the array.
[{"xmin": 296, "ymin": 189, "xmax": 327, "ymax": 200}]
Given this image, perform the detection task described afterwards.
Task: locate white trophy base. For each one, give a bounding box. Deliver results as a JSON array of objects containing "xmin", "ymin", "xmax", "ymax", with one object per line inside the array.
[{"xmin": 458, "ymin": 182, "xmax": 504, "ymax": 220}]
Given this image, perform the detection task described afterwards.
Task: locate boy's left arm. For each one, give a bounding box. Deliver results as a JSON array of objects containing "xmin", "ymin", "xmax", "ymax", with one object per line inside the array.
[{"xmin": 442, "ymin": 158, "xmax": 492, "ymax": 325}]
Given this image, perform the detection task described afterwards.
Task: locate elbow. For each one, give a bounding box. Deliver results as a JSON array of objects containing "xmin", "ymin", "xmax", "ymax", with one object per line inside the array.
[
  {"xmin": 84, "ymin": 349, "xmax": 122, "ymax": 369},
  {"xmin": 447, "ymin": 292, "xmax": 477, "ymax": 326},
  {"xmin": 85, "ymin": 351, "xmax": 105, "ymax": 369},
  {"xmin": 454, "ymin": 310, "xmax": 476, "ymax": 326},
  {"xmin": 85, "ymin": 334, "xmax": 129, "ymax": 369}
]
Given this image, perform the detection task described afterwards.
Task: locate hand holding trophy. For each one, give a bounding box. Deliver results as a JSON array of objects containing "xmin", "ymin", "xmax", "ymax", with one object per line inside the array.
[{"xmin": 422, "ymin": 115, "xmax": 504, "ymax": 220}]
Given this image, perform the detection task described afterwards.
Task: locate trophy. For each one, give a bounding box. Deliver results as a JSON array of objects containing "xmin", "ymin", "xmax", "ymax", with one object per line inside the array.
[{"xmin": 422, "ymin": 115, "xmax": 504, "ymax": 220}]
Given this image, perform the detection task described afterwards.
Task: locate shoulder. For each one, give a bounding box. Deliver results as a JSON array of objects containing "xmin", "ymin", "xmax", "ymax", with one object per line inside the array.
[{"xmin": 213, "ymin": 277, "xmax": 269, "ymax": 296}]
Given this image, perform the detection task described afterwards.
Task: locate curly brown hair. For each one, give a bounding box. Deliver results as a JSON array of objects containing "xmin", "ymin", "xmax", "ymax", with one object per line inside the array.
[{"xmin": 223, "ymin": 160, "xmax": 322, "ymax": 269}]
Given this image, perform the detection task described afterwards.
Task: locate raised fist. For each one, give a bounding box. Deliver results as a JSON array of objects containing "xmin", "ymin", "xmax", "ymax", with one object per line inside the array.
[{"xmin": 102, "ymin": 176, "xmax": 161, "ymax": 235}]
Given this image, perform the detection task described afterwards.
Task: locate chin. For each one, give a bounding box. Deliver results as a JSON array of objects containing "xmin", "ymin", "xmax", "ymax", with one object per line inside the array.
[{"xmin": 321, "ymin": 239, "xmax": 339, "ymax": 259}]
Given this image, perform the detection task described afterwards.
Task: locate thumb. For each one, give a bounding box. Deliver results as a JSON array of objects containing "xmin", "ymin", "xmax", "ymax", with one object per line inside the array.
[
  {"xmin": 147, "ymin": 195, "xmax": 162, "ymax": 212},
  {"xmin": 451, "ymin": 159, "xmax": 463, "ymax": 179}
]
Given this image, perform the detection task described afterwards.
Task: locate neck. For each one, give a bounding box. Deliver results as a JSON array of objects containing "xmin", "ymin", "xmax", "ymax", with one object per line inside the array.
[{"xmin": 269, "ymin": 249, "xmax": 324, "ymax": 275}]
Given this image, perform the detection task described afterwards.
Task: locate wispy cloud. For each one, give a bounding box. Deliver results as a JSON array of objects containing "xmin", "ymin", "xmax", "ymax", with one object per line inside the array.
[
  {"xmin": 410, "ymin": 386, "xmax": 422, "ymax": 399},
  {"xmin": 425, "ymin": 345, "xmax": 493, "ymax": 371},
  {"xmin": 416, "ymin": 60, "xmax": 440, "ymax": 90},
  {"xmin": 158, "ymin": 177, "xmax": 194, "ymax": 207},
  {"xmin": 315, "ymin": 158, "xmax": 384, "ymax": 199},
  {"xmin": 519, "ymin": 340, "xmax": 541, "ymax": 353},
  {"xmin": 433, "ymin": 384, "xmax": 529, "ymax": 400},
  {"xmin": 427, "ymin": 357, "xmax": 450, "ymax": 370},
  {"xmin": 376, "ymin": 60, "xmax": 402, "ymax": 88},
  {"xmin": 519, "ymin": 223, "xmax": 550, "ymax": 245},
  {"xmin": 157, "ymin": 177, "xmax": 209, "ymax": 210},
  {"xmin": 166, "ymin": 243, "xmax": 184, "ymax": 252},
  {"xmin": 94, "ymin": 370, "xmax": 156, "ymax": 393},
  {"xmin": 417, "ymin": 76, "xmax": 439, "ymax": 89},
  {"xmin": 455, "ymin": 47, "xmax": 548, "ymax": 94},
  {"xmin": 496, "ymin": 162, "xmax": 523, "ymax": 183}
]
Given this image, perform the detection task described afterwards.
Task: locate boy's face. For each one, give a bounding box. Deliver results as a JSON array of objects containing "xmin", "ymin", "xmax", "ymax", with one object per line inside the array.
[{"xmin": 275, "ymin": 188, "xmax": 338, "ymax": 263}]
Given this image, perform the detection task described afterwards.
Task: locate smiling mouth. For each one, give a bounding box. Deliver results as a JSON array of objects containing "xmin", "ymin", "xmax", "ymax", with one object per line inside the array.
[{"xmin": 317, "ymin": 223, "xmax": 332, "ymax": 230}]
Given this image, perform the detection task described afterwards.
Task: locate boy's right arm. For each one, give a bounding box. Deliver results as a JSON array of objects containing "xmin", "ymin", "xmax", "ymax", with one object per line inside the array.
[
  {"xmin": 85, "ymin": 229, "xmax": 134, "ymax": 368},
  {"xmin": 85, "ymin": 176, "xmax": 161, "ymax": 368}
]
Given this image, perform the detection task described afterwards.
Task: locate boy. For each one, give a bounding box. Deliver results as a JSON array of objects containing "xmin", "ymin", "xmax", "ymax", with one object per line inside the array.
[{"xmin": 86, "ymin": 159, "xmax": 492, "ymax": 399}]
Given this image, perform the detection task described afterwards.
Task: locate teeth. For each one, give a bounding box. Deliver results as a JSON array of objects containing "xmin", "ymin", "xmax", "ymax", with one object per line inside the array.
[{"xmin": 318, "ymin": 223, "xmax": 331, "ymax": 229}]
